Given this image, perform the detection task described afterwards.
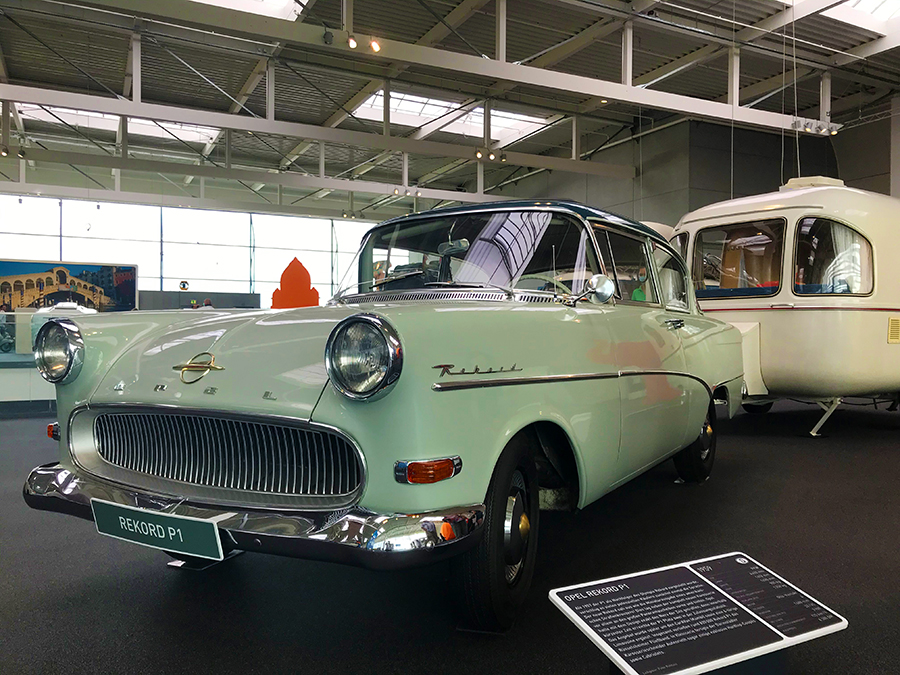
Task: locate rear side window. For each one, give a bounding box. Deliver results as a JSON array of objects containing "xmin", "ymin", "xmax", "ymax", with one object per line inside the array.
[
  {"xmin": 692, "ymin": 219, "xmax": 785, "ymax": 298},
  {"xmin": 653, "ymin": 244, "xmax": 689, "ymax": 311},
  {"xmin": 605, "ymin": 231, "xmax": 658, "ymax": 304},
  {"xmin": 794, "ymin": 217, "xmax": 873, "ymax": 295}
]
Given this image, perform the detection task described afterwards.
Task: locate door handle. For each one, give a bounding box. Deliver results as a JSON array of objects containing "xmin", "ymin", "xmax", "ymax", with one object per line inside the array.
[{"xmin": 665, "ymin": 318, "xmax": 685, "ymax": 330}]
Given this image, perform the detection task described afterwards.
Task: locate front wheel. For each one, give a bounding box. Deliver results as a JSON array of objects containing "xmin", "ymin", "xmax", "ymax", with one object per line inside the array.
[
  {"xmin": 450, "ymin": 435, "xmax": 539, "ymax": 632},
  {"xmin": 673, "ymin": 400, "xmax": 716, "ymax": 483}
]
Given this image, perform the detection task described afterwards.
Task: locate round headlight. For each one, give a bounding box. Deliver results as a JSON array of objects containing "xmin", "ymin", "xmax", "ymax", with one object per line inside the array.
[
  {"xmin": 325, "ymin": 314, "xmax": 402, "ymax": 400},
  {"xmin": 34, "ymin": 319, "xmax": 84, "ymax": 384}
]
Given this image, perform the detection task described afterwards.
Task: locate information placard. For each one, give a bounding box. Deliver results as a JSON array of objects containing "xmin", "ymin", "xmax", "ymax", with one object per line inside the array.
[{"xmin": 550, "ymin": 553, "xmax": 847, "ymax": 675}]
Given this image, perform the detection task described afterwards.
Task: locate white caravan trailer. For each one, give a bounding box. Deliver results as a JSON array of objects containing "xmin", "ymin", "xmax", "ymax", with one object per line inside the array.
[{"xmin": 671, "ymin": 177, "xmax": 899, "ymax": 435}]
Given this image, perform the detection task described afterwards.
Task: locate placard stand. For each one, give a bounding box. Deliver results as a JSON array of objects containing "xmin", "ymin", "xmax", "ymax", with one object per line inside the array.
[{"xmin": 551, "ymin": 552, "xmax": 846, "ymax": 675}]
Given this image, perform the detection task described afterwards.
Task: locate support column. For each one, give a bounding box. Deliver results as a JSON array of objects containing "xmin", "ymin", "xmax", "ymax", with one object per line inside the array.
[
  {"xmin": 224, "ymin": 129, "xmax": 232, "ymax": 168},
  {"xmin": 1, "ymin": 101, "xmax": 10, "ymax": 148},
  {"xmin": 727, "ymin": 46, "xmax": 740, "ymax": 106},
  {"xmin": 621, "ymin": 21, "xmax": 633, "ymax": 86},
  {"xmin": 572, "ymin": 116, "xmax": 582, "ymax": 160},
  {"xmin": 477, "ymin": 161, "xmax": 484, "ymax": 194},
  {"xmin": 495, "ymin": 0, "xmax": 507, "ymax": 63},
  {"xmin": 342, "ymin": 0, "xmax": 353, "ymax": 34},
  {"xmin": 319, "ymin": 141, "xmax": 326, "ymax": 177},
  {"xmin": 383, "ymin": 79, "xmax": 390, "ymax": 137},
  {"xmin": 119, "ymin": 115, "xmax": 128, "ymax": 158},
  {"xmin": 891, "ymin": 96, "xmax": 900, "ymax": 198},
  {"xmin": 819, "ymin": 72, "xmax": 832, "ymax": 124},
  {"xmin": 266, "ymin": 60, "xmax": 275, "ymax": 122},
  {"xmin": 199, "ymin": 176, "xmax": 206, "ymax": 199},
  {"xmin": 402, "ymin": 151, "xmax": 409, "ymax": 188},
  {"xmin": 131, "ymin": 33, "xmax": 141, "ymax": 104},
  {"xmin": 483, "ymin": 99, "xmax": 491, "ymax": 149}
]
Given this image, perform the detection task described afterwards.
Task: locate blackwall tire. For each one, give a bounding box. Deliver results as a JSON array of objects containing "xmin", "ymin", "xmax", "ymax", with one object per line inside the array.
[
  {"xmin": 450, "ymin": 434, "xmax": 539, "ymax": 632},
  {"xmin": 674, "ymin": 400, "xmax": 717, "ymax": 483},
  {"xmin": 742, "ymin": 401, "xmax": 774, "ymax": 414}
]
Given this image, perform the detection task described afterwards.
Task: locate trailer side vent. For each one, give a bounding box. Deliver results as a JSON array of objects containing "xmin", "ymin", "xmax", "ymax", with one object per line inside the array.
[{"xmin": 889, "ymin": 318, "xmax": 900, "ymax": 344}]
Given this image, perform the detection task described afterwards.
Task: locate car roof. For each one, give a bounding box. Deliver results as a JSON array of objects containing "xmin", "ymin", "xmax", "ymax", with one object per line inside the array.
[{"xmin": 377, "ymin": 199, "xmax": 667, "ymax": 243}]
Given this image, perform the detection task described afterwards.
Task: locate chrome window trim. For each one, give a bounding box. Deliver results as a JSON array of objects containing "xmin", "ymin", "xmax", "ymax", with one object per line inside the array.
[
  {"xmin": 336, "ymin": 206, "xmax": 612, "ymax": 306},
  {"xmin": 34, "ymin": 318, "xmax": 84, "ymax": 384},
  {"xmin": 597, "ymin": 226, "xmax": 664, "ymax": 308},
  {"xmin": 66, "ymin": 404, "xmax": 368, "ymax": 512},
  {"xmin": 325, "ymin": 313, "xmax": 403, "ymax": 401},
  {"xmin": 651, "ymin": 241, "xmax": 693, "ymax": 315}
]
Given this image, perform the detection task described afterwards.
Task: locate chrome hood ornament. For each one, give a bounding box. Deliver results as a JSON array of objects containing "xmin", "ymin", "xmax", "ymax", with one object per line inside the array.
[{"xmin": 172, "ymin": 352, "xmax": 224, "ymax": 384}]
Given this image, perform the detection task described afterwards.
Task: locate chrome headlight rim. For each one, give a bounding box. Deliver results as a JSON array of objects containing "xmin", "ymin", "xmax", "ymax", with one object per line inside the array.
[
  {"xmin": 34, "ymin": 318, "xmax": 84, "ymax": 384},
  {"xmin": 325, "ymin": 313, "xmax": 403, "ymax": 401}
]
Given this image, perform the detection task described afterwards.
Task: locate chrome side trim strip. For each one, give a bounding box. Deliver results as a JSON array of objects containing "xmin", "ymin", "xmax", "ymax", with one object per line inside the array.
[{"xmin": 432, "ymin": 369, "xmax": 714, "ymax": 397}]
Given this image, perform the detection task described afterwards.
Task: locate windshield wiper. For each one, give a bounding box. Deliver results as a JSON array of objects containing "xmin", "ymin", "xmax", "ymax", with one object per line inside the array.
[{"xmin": 424, "ymin": 281, "xmax": 515, "ymax": 299}]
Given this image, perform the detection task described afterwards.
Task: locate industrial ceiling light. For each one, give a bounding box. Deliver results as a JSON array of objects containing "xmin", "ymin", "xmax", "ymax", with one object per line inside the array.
[
  {"xmin": 416, "ymin": 190, "xmax": 422, "ymax": 197},
  {"xmin": 393, "ymin": 187, "xmax": 399, "ymax": 195},
  {"xmin": 342, "ymin": 210, "xmax": 348, "ymax": 218},
  {"xmin": 405, "ymin": 189, "xmax": 410, "ymax": 196},
  {"xmin": 488, "ymin": 152, "xmax": 496, "ymax": 161},
  {"xmin": 348, "ymin": 35, "xmax": 358, "ymax": 49},
  {"xmin": 830, "ymin": 127, "xmax": 838, "ymax": 136},
  {"xmin": 500, "ymin": 153, "xmax": 507, "ymax": 162},
  {"xmin": 323, "ymin": 30, "xmax": 334, "ymax": 45},
  {"xmin": 17, "ymin": 149, "xmax": 25, "ymax": 159},
  {"xmin": 370, "ymin": 39, "xmax": 381, "ymax": 52},
  {"xmin": 475, "ymin": 149, "xmax": 483, "ymax": 159},
  {"xmin": 0, "ymin": 145, "xmax": 7, "ymax": 157},
  {"xmin": 600, "ymin": 99, "xmax": 608, "ymax": 104}
]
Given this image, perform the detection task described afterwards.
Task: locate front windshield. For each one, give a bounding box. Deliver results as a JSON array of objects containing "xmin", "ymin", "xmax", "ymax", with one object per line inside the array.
[{"xmin": 335, "ymin": 210, "xmax": 599, "ymax": 299}]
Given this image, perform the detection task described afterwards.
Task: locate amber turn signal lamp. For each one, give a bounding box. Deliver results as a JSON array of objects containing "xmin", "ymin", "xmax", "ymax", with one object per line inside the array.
[{"xmin": 394, "ymin": 456, "xmax": 462, "ymax": 484}]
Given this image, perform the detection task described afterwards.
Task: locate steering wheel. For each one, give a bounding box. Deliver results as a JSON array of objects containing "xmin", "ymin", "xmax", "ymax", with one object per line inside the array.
[{"xmin": 516, "ymin": 273, "xmax": 573, "ymax": 295}]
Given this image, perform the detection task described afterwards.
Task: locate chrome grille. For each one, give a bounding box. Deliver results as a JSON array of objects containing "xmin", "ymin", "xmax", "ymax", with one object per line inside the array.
[{"xmin": 94, "ymin": 412, "xmax": 362, "ymax": 497}]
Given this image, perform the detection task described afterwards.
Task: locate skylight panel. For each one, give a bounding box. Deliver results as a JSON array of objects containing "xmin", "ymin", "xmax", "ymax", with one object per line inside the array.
[
  {"xmin": 845, "ymin": 0, "xmax": 900, "ymax": 20},
  {"xmin": 184, "ymin": 0, "xmax": 302, "ymax": 21},
  {"xmin": 354, "ymin": 91, "xmax": 550, "ymax": 144}
]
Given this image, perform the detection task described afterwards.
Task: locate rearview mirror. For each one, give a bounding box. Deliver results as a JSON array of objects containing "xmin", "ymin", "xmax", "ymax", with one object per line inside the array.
[{"xmin": 437, "ymin": 238, "xmax": 470, "ymax": 257}]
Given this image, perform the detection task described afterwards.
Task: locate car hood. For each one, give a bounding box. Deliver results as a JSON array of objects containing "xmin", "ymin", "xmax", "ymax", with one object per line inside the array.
[{"xmin": 88, "ymin": 306, "xmax": 360, "ymax": 419}]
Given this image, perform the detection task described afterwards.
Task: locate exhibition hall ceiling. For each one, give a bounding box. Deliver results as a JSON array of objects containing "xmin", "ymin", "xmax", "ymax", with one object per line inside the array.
[{"xmin": 0, "ymin": 0, "xmax": 899, "ymax": 218}]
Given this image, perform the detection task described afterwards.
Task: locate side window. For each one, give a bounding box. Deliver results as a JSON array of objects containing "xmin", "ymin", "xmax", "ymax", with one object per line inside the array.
[
  {"xmin": 671, "ymin": 233, "xmax": 688, "ymax": 261},
  {"xmin": 653, "ymin": 244, "xmax": 689, "ymax": 311},
  {"xmin": 794, "ymin": 217, "xmax": 873, "ymax": 295},
  {"xmin": 693, "ymin": 219, "xmax": 785, "ymax": 298},
  {"xmin": 606, "ymin": 231, "xmax": 658, "ymax": 304}
]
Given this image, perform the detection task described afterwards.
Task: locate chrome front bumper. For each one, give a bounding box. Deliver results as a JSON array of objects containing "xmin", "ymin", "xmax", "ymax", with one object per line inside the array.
[{"xmin": 24, "ymin": 463, "xmax": 485, "ymax": 570}]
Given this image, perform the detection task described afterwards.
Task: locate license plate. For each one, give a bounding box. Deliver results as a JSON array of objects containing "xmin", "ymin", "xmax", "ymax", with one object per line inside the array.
[{"xmin": 90, "ymin": 499, "xmax": 224, "ymax": 561}]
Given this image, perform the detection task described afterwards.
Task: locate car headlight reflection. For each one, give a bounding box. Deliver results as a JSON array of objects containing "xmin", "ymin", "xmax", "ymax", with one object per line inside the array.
[
  {"xmin": 326, "ymin": 314, "xmax": 402, "ymax": 400},
  {"xmin": 34, "ymin": 319, "xmax": 84, "ymax": 384}
]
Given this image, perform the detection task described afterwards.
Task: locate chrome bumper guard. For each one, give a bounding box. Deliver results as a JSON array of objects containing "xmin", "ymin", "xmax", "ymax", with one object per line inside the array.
[{"xmin": 24, "ymin": 463, "xmax": 485, "ymax": 570}]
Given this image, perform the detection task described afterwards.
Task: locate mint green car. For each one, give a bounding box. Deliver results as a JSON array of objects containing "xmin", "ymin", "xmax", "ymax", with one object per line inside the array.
[{"xmin": 24, "ymin": 201, "xmax": 742, "ymax": 630}]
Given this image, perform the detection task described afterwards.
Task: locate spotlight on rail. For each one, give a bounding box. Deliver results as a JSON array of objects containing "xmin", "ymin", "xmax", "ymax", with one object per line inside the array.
[
  {"xmin": 348, "ymin": 35, "xmax": 358, "ymax": 49},
  {"xmin": 323, "ymin": 30, "xmax": 334, "ymax": 45},
  {"xmin": 500, "ymin": 153, "xmax": 507, "ymax": 162},
  {"xmin": 488, "ymin": 152, "xmax": 496, "ymax": 161},
  {"xmin": 0, "ymin": 145, "xmax": 7, "ymax": 157},
  {"xmin": 475, "ymin": 149, "xmax": 483, "ymax": 159},
  {"xmin": 17, "ymin": 149, "xmax": 25, "ymax": 159},
  {"xmin": 370, "ymin": 39, "xmax": 381, "ymax": 52},
  {"xmin": 393, "ymin": 188, "xmax": 399, "ymax": 195}
]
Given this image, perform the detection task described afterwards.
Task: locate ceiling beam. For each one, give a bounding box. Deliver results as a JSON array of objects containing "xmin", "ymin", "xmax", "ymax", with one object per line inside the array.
[
  {"xmin": 632, "ymin": 0, "xmax": 847, "ymax": 89},
  {"xmin": 0, "ymin": 82, "xmax": 635, "ymax": 178},
  {"xmin": 832, "ymin": 16, "xmax": 900, "ymax": 66},
  {"xmin": 277, "ymin": 0, "xmax": 491, "ymax": 170},
  {"xmin": 16, "ymin": 144, "xmax": 513, "ymax": 204}
]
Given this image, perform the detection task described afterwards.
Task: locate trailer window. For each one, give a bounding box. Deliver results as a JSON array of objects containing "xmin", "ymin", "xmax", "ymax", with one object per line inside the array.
[
  {"xmin": 794, "ymin": 217, "xmax": 873, "ymax": 295},
  {"xmin": 692, "ymin": 219, "xmax": 785, "ymax": 298},
  {"xmin": 671, "ymin": 233, "xmax": 688, "ymax": 260}
]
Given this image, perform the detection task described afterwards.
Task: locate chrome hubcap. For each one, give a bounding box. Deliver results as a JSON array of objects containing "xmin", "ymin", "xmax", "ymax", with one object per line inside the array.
[
  {"xmin": 503, "ymin": 470, "xmax": 529, "ymax": 585},
  {"xmin": 699, "ymin": 418, "xmax": 713, "ymax": 461}
]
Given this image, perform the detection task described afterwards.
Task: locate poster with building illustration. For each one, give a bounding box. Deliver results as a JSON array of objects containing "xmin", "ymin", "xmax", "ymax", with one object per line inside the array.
[{"xmin": 0, "ymin": 260, "xmax": 137, "ymax": 312}]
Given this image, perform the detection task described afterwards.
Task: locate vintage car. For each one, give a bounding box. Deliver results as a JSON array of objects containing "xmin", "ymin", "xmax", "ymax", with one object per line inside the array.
[{"xmin": 24, "ymin": 200, "xmax": 743, "ymax": 630}]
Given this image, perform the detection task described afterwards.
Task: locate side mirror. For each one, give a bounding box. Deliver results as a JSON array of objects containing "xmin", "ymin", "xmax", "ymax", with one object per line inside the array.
[
  {"xmin": 564, "ymin": 274, "xmax": 615, "ymax": 306},
  {"xmin": 586, "ymin": 274, "xmax": 616, "ymax": 304}
]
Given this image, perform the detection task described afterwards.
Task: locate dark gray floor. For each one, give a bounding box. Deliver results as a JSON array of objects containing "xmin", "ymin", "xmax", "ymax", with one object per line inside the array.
[{"xmin": 1, "ymin": 402, "xmax": 897, "ymax": 674}]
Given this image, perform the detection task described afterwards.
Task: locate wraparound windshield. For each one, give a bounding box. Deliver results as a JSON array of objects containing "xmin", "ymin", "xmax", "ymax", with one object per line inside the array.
[{"xmin": 335, "ymin": 210, "xmax": 600, "ymax": 299}]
